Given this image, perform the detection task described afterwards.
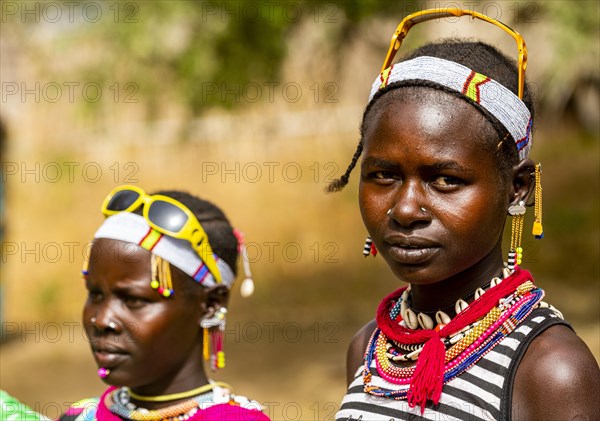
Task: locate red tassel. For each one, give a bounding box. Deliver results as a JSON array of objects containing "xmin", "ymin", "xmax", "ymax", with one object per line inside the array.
[
  {"xmin": 370, "ymin": 242, "xmax": 378, "ymax": 256},
  {"xmin": 407, "ymin": 331, "xmax": 445, "ymax": 413}
]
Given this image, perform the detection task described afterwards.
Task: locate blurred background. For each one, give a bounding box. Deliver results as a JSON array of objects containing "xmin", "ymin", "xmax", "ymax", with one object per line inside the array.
[{"xmin": 1, "ymin": 1, "xmax": 598, "ymax": 419}]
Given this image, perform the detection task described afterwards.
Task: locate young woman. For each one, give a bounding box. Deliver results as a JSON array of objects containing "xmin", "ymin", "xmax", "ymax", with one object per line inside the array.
[
  {"xmin": 60, "ymin": 186, "xmax": 269, "ymax": 421},
  {"xmin": 332, "ymin": 9, "xmax": 599, "ymax": 421}
]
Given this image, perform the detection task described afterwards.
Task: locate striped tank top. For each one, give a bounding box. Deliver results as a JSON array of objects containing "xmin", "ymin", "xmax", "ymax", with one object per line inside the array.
[{"xmin": 336, "ymin": 307, "xmax": 569, "ymax": 421}]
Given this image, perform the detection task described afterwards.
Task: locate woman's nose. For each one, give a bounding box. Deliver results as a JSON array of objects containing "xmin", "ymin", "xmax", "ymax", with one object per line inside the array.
[
  {"xmin": 387, "ymin": 180, "xmax": 431, "ymax": 227},
  {"xmin": 89, "ymin": 301, "xmax": 121, "ymax": 334}
]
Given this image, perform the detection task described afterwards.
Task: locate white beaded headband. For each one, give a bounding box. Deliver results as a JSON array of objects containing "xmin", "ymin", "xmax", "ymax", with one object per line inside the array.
[
  {"xmin": 93, "ymin": 212, "xmax": 235, "ymax": 289},
  {"xmin": 369, "ymin": 56, "xmax": 532, "ymax": 160}
]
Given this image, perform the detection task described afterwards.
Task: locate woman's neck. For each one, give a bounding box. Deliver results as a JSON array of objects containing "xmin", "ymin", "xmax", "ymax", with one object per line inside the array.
[
  {"xmin": 129, "ymin": 359, "xmax": 210, "ymax": 410},
  {"xmin": 409, "ymin": 248, "xmax": 506, "ymax": 314}
]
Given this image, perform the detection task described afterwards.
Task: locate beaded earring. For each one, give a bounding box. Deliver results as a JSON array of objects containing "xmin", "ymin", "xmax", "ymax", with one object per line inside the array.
[
  {"xmin": 532, "ymin": 163, "xmax": 544, "ymax": 239},
  {"xmin": 233, "ymin": 229, "xmax": 255, "ymax": 298},
  {"xmin": 363, "ymin": 236, "xmax": 378, "ymax": 257},
  {"xmin": 201, "ymin": 307, "xmax": 227, "ymax": 371},
  {"xmin": 150, "ymin": 254, "xmax": 174, "ymax": 297},
  {"xmin": 508, "ymin": 201, "xmax": 526, "ymax": 270}
]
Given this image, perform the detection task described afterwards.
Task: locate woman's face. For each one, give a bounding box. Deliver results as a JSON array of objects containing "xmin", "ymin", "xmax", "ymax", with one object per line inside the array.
[
  {"xmin": 83, "ymin": 238, "xmax": 207, "ymax": 392},
  {"xmin": 359, "ymin": 89, "xmax": 512, "ymax": 285}
]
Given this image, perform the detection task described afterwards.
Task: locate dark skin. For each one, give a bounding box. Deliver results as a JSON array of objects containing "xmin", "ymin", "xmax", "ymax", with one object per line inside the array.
[
  {"xmin": 83, "ymin": 238, "xmax": 229, "ymax": 409},
  {"xmin": 346, "ymin": 89, "xmax": 600, "ymax": 420}
]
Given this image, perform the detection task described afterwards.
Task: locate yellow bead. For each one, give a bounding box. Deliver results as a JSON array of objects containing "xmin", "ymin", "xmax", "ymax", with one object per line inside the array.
[
  {"xmin": 150, "ymin": 280, "xmax": 159, "ymax": 289},
  {"xmin": 217, "ymin": 351, "xmax": 225, "ymax": 368},
  {"xmin": 163, "ymin": 289, "xmax": 171, "ymax": 297}
]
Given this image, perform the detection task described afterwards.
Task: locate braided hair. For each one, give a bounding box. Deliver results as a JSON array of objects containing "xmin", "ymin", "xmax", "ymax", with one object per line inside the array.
[{"xmin": 326, "ymin": 39, "xmax": 536, "ymax": 192}]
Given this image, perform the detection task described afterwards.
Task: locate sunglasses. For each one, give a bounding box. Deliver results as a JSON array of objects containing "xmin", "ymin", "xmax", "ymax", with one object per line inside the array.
[
  {"xmin": 380, "ymin": 8, "xmax": 527, "ymax": 99},
  {"xmin": 101, "ymin": 185, "xmax": 222, "ymax": 284}
]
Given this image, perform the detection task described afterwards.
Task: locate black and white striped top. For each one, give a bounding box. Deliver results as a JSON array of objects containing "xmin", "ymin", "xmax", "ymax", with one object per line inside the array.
[{"xmin": 336, "ymin": 307, "xmax": 569, "ymax": 421}]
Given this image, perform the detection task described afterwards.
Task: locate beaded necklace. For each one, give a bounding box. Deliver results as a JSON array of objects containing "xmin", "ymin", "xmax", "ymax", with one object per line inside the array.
[
  {"xmin": 104, "ymin": 387, "xmax": 216, "ymax": 421},
  {"xmin": 363, "ymin": 266, "xmax": 544, "ymax": 413}
]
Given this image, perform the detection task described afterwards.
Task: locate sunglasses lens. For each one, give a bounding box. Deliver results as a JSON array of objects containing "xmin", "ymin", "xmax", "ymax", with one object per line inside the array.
[
  {"xmin": 148, "ymin": 201, "xmax": 188, "ymax": 233},
  {"xmin": 106, "ymin": 190, "xmax": 140, "ymax": 212}
]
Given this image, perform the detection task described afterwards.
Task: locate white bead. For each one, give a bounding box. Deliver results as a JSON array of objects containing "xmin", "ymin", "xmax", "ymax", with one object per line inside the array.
[
  {"xmin": 417, "ymin": 312, "xmax": 434, "ymax": 330},
  {"xmin": 435, "ymin": 311, "xmax": 451, "ymax": 325},
  {"xmin": 474, "ymin": 287, "xmax": 486, "ymax": 300},
  {"xmin": 455, "ymin": 299, "xmax": 468, "ymax": 314},
  {"xmin": 406, "ymin": 348, "xmax": 422, "ymax": 360},
  {"xmin": 503, "ymin": 268, "xmax": 512, "ymax": 278}
]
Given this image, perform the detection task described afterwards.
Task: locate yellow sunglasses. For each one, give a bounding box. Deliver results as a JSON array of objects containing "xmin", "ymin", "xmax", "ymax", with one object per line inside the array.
[
  {"xmin": 380, "ymin": 8, "xmax": 527, "ymax": 99},
  {"xmin": 101, "ymin": 185, "xmax": 222, "ymax": 284}
]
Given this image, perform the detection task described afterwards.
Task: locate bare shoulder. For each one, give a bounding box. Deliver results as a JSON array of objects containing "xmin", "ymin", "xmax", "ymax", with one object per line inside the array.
[
  {"xmin": 346, "ymin": 319, "xmax": 378, "ymax": 386},
  {"xmin": 512, "ymin": 324, "xmax": 600, "ymax": 420}
]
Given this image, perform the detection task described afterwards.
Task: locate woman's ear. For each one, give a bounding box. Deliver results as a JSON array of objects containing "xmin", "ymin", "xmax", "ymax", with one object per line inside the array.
[
  {"xmin": 198, "ymin": 285, "xmax": 230, "ymax": 326},
  {"xmin": 207, "ymin": 285, "xmax": 230, "ymax": 310},
  {"xmin": 510, "ymin": 158, "xmax": 536, "ymax": 207}
]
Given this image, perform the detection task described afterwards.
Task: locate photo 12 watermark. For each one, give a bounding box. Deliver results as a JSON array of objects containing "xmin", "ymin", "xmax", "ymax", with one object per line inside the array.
[
  {"xmin": 2, "ymin": 82, "xmax": 139, "ymax": 104},
  {"xmin": 1, "ymin": 161, "xmax": 139, "ymax": 184},
  {"xmin": 199, "ymin": 1, "xmax": 339, "ymax": 24},
  {"xmin": 200, "ymin": 81, "xmax": 339, "ymax": 105},
  {"xmin": 1, "ymin": 1, "xmax": 139, "ymax": 24},
  {"xmin": 1, "ymin": 240, "xmax": 341, "ymax": 265},
  {"xmin": 200, "ymin": 161, "xmax": 340, "ymax": 184}
]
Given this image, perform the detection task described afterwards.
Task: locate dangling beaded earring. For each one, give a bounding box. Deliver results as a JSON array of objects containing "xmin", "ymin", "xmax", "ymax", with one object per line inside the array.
[
  {"xmin": 532, "ymin": 163, "xmax": 544, "ymax": 239},
  {"xmin": 508, "ymin": 201, "xmax": 526, "ymax": 270},
  {"xmin": 201, "ymin": 307, "xmax": 227, "ymax": 371},
  {"xmin": 150, "ymin": 254, "xmax": 174, "ymax": 297},
  {"xmin": 363, "ymin": 236, "xmax": 377, "ymax": 257},
  {"xmin": 233, "ymin": 228, "xmax": 255, "ymax": 298}
]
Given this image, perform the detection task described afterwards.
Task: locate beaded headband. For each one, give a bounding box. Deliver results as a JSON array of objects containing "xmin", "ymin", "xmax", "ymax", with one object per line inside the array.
[
  {"xmin": 93, "ymin": 212, "xmax": 235, "ymax": 289},
  {"xmin": 368, "ymin": 56, "xmax": 532, "ymax": 160}
]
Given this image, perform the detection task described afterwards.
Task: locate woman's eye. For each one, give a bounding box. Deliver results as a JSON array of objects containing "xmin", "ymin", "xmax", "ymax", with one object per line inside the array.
[
  {"xmin": 371, "ymin": 171, "xmax": 398, "ymax": 181},
  {"xmin": 124, "ymin": 296, "xmax": 147, "ymax": 308},
  {"xmin": 87, "ymin": 290, "xmax": 103, "ymax": 303},
  {"xmin": 432, "ymin": 176, "xmax": 463, "ymax": 188}
]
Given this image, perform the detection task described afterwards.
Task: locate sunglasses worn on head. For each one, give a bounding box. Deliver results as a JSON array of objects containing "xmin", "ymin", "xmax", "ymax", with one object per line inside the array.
[
  {"xmin": 381, "ymin": 8, "xmax": 527, "ymax": 99},
  {"xmin": 101, "ymin": 185, "xmax": 222, "ymax": 284}
]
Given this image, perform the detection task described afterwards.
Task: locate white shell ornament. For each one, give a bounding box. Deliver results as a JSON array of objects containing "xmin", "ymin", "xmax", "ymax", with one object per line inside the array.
[
  {"xmin": 455, "ymin": 299, "xmax": 469, "ymax": 314},
  {"xmin": 240, "ymin": 277, "xmax": 255, "ymax": 297},
  {"xmin": 474, "ymin": 288, "xmax": 486, "ymax": 300},
  {"xmin": 417, "ymin": 312, "xmax": 435, "ymax": 330},
  {"xmin": 435, "ymin": 311, "xmax": 451, "ymax": 325},
  {"xmin": 403, "ymin": 308, "xmax": 419, "ymax": 330}
]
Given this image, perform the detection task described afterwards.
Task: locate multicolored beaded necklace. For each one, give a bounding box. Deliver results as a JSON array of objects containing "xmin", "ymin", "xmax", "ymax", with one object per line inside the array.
[
  {"xmin": 363, "ymin": 266, "xmax": 545, "ymax": 413},
  {"xmin": 103, "ymin": 387, "xmax": 216, "ymax": 421}
]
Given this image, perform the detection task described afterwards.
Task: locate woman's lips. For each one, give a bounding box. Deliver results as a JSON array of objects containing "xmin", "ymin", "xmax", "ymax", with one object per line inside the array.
[
  {"xmin": 384, "ymin": 236, "xmax": 440, "ymax": 264},
  {"xmin": 92, "ymin": 344, "xmax": 128, "ymax": 367}
]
